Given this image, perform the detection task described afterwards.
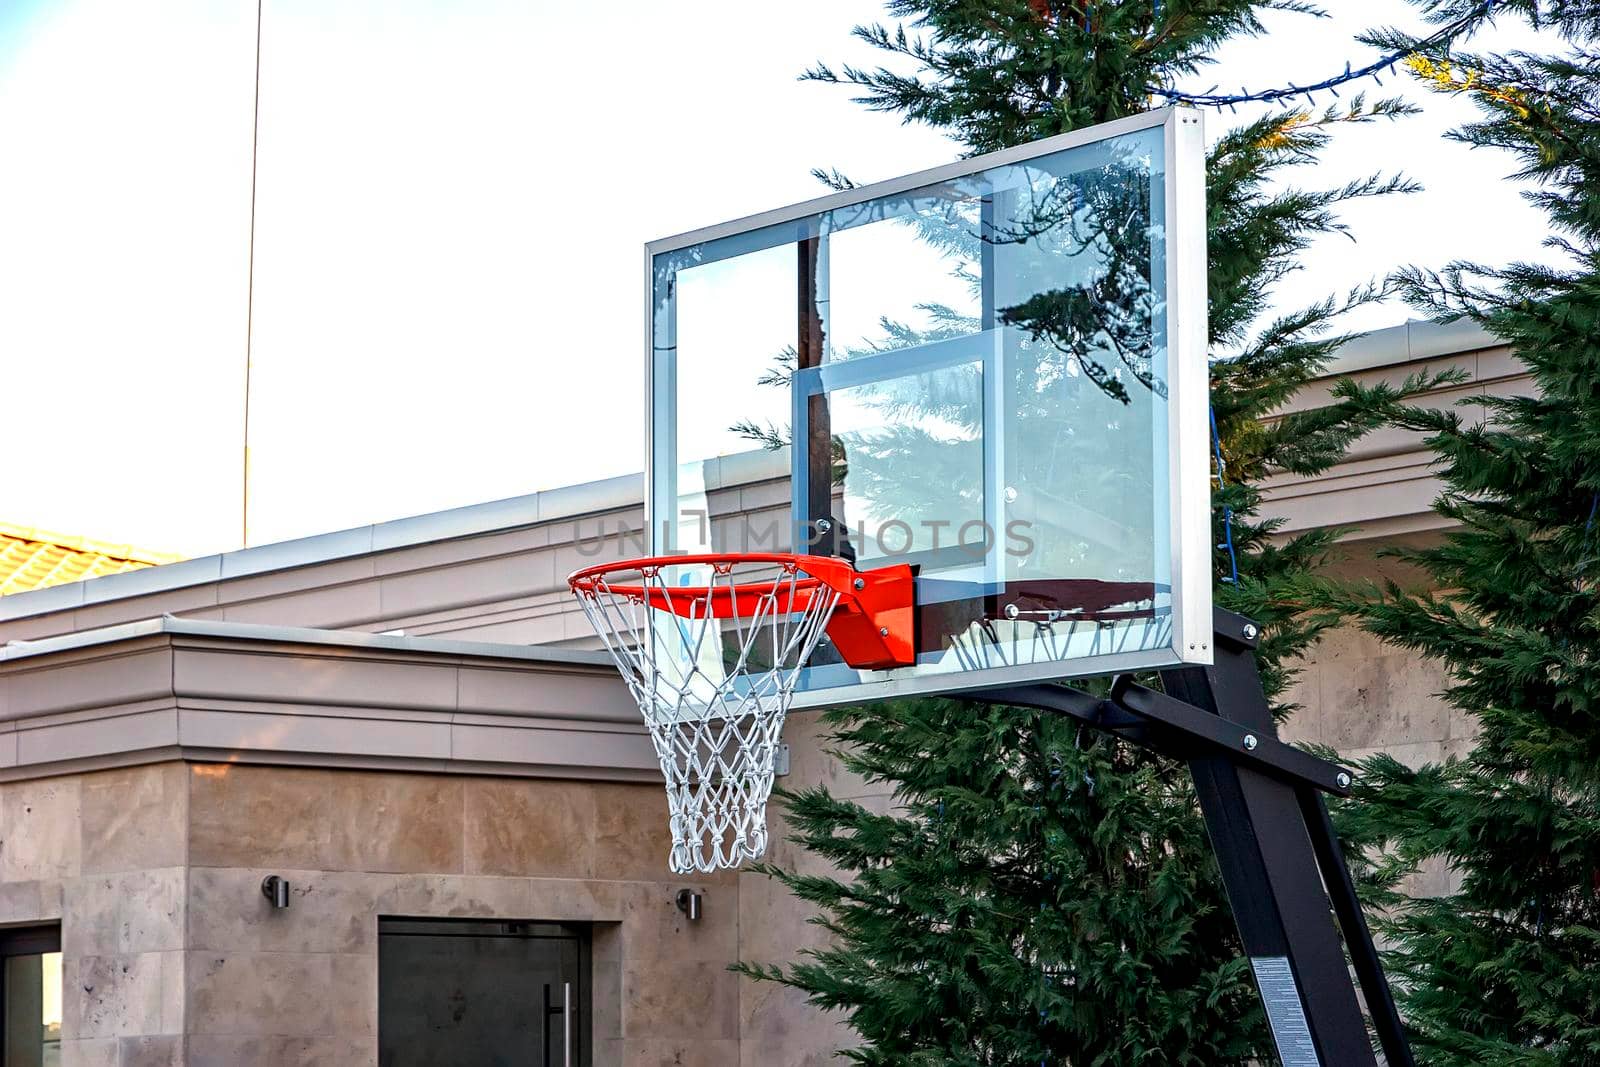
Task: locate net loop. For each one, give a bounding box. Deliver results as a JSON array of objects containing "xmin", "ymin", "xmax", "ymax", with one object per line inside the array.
[{"xmin": 569, "ymin": 554, "xmax": 843, "ymax": 874}]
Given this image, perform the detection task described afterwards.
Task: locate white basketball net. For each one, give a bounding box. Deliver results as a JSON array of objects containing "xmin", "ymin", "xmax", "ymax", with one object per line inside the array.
[{"xmin": 571, "ymin": 559, "xmax": 840, "ymax": 874}]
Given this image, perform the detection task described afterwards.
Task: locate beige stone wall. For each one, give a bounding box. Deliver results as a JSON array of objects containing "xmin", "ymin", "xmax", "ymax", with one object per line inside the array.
[
  {"xmin": 4, "ymin": 761, "xmax": 760, "ymax": 1066},
  {"xmin": 0, "ymin": 751, "xmax": 906, "ymax": 1066},
  {"xmin": 1281, "ymin": 626, "xmax": 1468, "ymax": 766},
  {"xmin": 0, "ymin": 764, "xmax": 189, "ymax": 1067},
  {"xmin": 1281, "ymin": 624, "xmax": 1469, "ymax": 899},
  {"xmin": 180, "ymin": 765, "xmax": 743, "ymax": 1066}
]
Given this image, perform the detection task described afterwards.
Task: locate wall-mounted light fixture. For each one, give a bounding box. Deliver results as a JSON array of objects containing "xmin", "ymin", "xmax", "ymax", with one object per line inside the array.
[
  {"xmin": 261, "ymin": 875, "xmax": 291, "ymax": 909},
  {"xmin": 675, "ymin": 888, "xmax": 702, "ymax": 922}
]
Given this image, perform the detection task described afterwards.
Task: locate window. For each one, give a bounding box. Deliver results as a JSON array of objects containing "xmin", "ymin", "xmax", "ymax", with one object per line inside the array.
[
  {"xmin": 0, "ymin": 926, "xmax": 62, "ymax": 1067},
  {"xmin": 378, "ymin": 919, "xmax": 590, "ymax": 1067}
]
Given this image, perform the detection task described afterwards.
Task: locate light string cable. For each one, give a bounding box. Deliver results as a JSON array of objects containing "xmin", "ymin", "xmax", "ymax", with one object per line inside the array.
[
  {"xmin": 1576, "ymin": 491, "xmax": 1599, "ymax": 585},
  {"xmin": 1211, "ymin": 404, "xmax": 1240, "ymax": 585},
  {"xmin": 1148, "ymin": 0, "xmax": 1494, "ymax": 110}
]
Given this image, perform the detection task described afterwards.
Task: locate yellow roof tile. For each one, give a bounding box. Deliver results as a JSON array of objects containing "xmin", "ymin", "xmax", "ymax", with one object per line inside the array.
[{"xmin": 0, "ymin": 522, "xmax": 183, "ymax": 596}]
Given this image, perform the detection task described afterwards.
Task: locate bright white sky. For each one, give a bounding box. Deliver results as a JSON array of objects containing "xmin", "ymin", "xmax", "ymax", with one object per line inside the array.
[{"xmin": 0, "ymin": 0, "xmax": 1562, "ymax": 556}]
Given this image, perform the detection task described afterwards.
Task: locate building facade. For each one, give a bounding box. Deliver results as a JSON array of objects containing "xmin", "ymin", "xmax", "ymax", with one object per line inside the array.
[{"xmin": 0, "ymin": 320, "xmax": 1508, "ymax": 1065}]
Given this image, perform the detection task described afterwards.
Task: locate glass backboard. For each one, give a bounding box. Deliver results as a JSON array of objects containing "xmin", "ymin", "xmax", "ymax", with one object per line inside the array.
[{"xmin": 646, "ymin": 108, "xmax": 1211, "ymax": 706}]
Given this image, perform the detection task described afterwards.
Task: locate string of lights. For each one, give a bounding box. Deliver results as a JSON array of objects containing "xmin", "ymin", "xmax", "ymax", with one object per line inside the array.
[
  {"xmin": 1210, "ymin": 405, "xmax": 1240, "ymax": 586},
  {"xmin": 1149, "ymin": 1, "xmax": 1492, "ymax": 110}
]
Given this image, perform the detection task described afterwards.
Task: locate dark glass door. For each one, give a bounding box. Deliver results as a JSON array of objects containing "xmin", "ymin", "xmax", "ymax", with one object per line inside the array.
[
  {"xmin": 378, "ymin": 919, "xmax": 590, "ymax": 1067},
  {"xmin": 0, "ymin": 926, "xmax": 61, "ymax": 1067}
]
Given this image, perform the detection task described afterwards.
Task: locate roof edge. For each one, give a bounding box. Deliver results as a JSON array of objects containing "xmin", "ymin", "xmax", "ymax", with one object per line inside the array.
[
  {"xmin": 1320, "ymin": 318, "xmax": 1497, "ymax": 378},
  {"xmin": 0, "ymin": 615, "xmax": 614, "ymax": 668},
  {"xmin": 0, "ymin": 318, "xmax": 1500, "ymax": 625}
]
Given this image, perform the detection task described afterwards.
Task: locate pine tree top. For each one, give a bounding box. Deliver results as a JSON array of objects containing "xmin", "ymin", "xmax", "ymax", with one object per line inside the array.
[{"xmin": 805, "ymin": 0, "xmax": 1328, "ymax": 155}]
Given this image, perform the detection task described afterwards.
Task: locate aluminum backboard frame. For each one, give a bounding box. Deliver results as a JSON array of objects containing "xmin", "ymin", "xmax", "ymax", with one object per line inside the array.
[{"xmin": 644, "ymin": 106, "xmax": 1212, "ymax": 708}]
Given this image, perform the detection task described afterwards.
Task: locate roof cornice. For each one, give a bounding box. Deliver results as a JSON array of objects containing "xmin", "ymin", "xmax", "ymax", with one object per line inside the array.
[{"xmin": 0, "ymin": 618, "xmax": 652, "ymax": 784}]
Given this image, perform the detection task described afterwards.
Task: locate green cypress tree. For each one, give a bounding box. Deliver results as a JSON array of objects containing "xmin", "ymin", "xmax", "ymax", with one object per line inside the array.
[
  {"xmin": 1326, "ymin": 6, "xmax": 1600, "ymax": 1062},
  {"xmin": 737, "ymin": 3, "xmax": 1427, "ymax": 1062}
]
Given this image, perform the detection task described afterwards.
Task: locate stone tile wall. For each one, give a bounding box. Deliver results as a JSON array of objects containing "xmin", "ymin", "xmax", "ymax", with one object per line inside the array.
[
  {"xmin": 1281, "ymin": 625, "xmax": 1471, "ymax": 765},
  {"xmin": 0, "ymin": 764, "xmax": 190, "ymax": 1067},
  {"xmin": 179, "ymin": 765, "xmax": 739, "ymax": 1066},
  {"xmin": 1280, "ymin": 624, "xmax": 1470, "ymax": 899},
  {"xmin": 5, "ymin": 761, "xmax": 747, "ymax": 1067}
]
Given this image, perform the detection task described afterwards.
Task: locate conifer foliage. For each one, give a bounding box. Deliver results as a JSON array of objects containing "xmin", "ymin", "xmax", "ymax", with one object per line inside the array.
[
  {"xmin": 1331, "ymin": 5, "xmax": 1600, "ymax": 1062},
  {"xmin": 739, "ymin": 3, "xmax": 1421, "ymax": 1062}
]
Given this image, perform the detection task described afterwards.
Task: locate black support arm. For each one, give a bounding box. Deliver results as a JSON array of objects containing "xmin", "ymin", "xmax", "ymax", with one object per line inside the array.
[
  {"xmin": 970, "ymin": 678, "xmax": 1353, "ymax": 798},
  {"xmin": 967, "ymin": 609, "xmax": 1412, "ymax": 1067}
]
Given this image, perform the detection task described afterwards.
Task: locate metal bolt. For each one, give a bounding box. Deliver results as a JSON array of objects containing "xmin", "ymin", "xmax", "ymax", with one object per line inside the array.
[
  {"xmin": 1242, "ymin": 623, "xmax": 1259, "ymax": 641},
  {"xmin": 1003, "ymin": 486, "xmax": 1019, "ymax": 503},
  {"xmin": 815, "ymin": 518, "xmax": 832, "ymax": 533},
  {"xmin": 1335, "ymin": 771, "xmax": 1352, "ymax": 789},
  {"xmin": 853, "ymin": 578, "xmax": 865, "ymax": 591},
  {"xmin": 879, "ymin": 627, "xmax": 889, "ymax": 637},
  {"xmin": 1242, "ymin": 734, "xmax": 1258, "ymax": 751},
  {"xmin": 1005, "ymin": 604, "xmax": 1020, "ymax": 620}
]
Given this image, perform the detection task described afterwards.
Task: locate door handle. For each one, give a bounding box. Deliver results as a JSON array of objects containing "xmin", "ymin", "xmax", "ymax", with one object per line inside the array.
[{"xmin": 562, "ymin": 980, "xmax": 572, "ymax": 1067}]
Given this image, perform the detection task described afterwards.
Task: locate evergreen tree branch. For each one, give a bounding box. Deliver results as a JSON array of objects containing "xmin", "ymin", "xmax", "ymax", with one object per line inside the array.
[{"xmin": 1326, "ymin": 11, "xmax": 1600, "ymax": 1059}]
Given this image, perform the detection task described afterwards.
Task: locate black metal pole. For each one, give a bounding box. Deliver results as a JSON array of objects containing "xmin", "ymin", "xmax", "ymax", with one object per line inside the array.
[
  {"xmin": 972, "ymin": 608, "xmax": 1412, "ymax": 1066},
  {"xmin": 1298, "ymin": 786, "xmax": 1416, "ymax": 1067},
  {"xmin": 1160, "ymin": 629, "xmax": 1376, "ymax": 1067}
]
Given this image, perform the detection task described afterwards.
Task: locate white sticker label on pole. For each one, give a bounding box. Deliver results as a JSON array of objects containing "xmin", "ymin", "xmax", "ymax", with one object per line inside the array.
[{"xmin": 1250, "ymin": 956, "xmax": 1320, "ymax": 1067}]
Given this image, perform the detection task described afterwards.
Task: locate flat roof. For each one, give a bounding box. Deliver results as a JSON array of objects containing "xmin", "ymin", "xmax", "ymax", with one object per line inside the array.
[
  {"xmin": 0, "ymin": 318, "xmax": 1495, "ymax": 625},
  {"xmin": 0, "ymin": 614, "xmax": 615, "ymax": 666}
]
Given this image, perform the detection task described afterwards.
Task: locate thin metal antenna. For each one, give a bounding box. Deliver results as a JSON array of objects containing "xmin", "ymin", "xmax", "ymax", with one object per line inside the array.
[{"xmin": 242, "ymin": 0, "xmax": 264, "ymax": 547}]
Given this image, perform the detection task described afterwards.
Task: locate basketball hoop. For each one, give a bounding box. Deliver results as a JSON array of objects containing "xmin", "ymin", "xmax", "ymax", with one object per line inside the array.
[{"xmin": 568, "ymin": 553, "xmax": 914, "ymax": 873}]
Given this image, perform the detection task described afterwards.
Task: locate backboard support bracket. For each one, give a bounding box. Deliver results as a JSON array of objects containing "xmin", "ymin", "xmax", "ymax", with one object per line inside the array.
[
  {"xmin": 971, "ymin": 607, "xmax": 1414, "ymax": 1067},
  {"xmin": 823, "ymin": 562, "xmax": 917, "ymax": 670}
]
